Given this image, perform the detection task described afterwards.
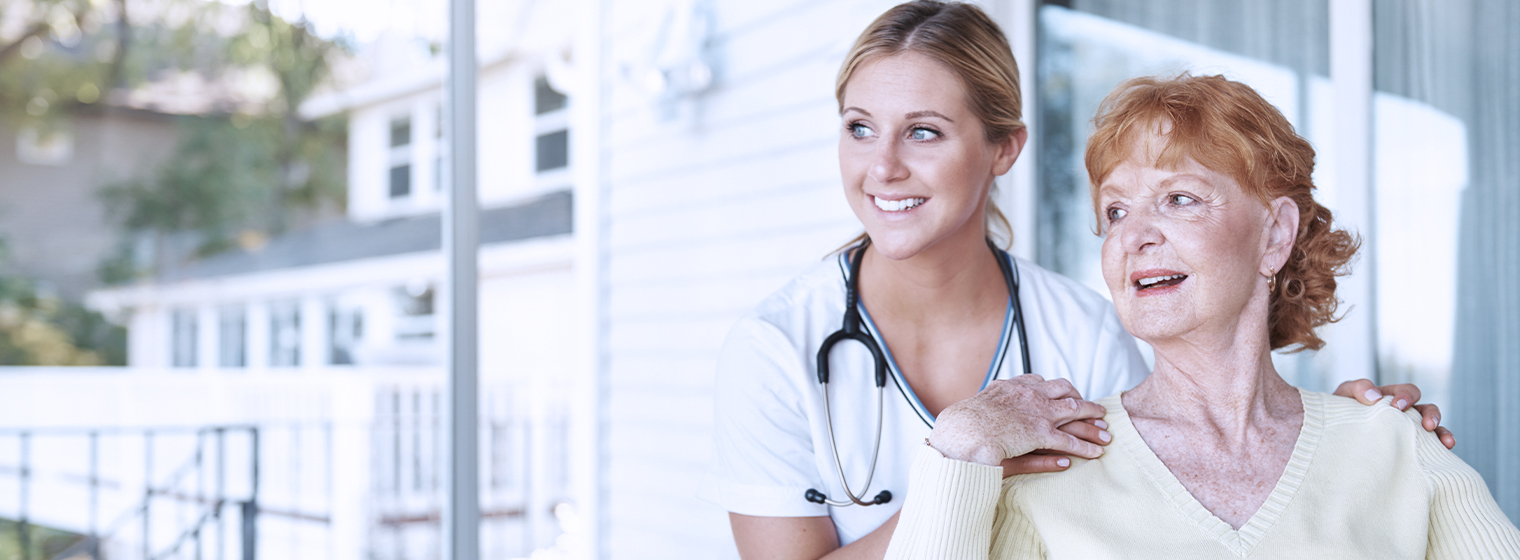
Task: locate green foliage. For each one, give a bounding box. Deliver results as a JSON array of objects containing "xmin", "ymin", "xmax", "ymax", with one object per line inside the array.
[
  {"xmin": 53, "ymin": 1, "xmax": 354, "ymax": 281},
  {"xmin": 0, "ymin": 518, "xmax": 85, "ymax": 560},
  {"xmin": 0, "ymin": 240, "xmax": 125, "ymax": 366}
]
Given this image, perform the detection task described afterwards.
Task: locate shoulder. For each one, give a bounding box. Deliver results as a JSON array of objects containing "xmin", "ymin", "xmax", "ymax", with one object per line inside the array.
[
  {"xmin": 1010, "ymin": 256, "xmax": 1118, "ymax": 320},
  {"xmin": 743, "ymin": 255, "xmax": 847, "ymax": 330},
  {"xmin": 716, "ymin": 257, "xmax": 845, "ymax": 384},
  {"xmin": 1312, "ymin": 390, "xmax": 1423, "ymax": 433}
]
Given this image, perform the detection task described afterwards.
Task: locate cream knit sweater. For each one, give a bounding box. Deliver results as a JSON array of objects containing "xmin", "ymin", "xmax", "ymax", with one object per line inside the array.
[{"xmin": 885, "ymin": 390, "xmax": 1520, "ymax": 559}]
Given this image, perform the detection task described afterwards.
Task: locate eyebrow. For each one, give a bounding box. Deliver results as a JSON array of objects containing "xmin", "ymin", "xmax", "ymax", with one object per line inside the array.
[
  {"xmin": 906, "ymin": 110, "xmax": 953, "ymax": 122},
  {"xmin": 1098, "ymin": 172, "xmax": 1212, "ymax": 200},
  {"xmin": 839, "ymin": 107, "xmax": 954, "ymax": 122}
]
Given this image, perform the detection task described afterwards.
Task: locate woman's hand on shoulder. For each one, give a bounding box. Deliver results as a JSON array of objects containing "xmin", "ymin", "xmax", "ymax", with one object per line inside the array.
[
  {"xmin": 1334, "ymin": 378, "xmax": 1455, "ymax": 449},
  {"xmin": 927, "ymin": 374, "xmax": 1110, "ymax": 467}
]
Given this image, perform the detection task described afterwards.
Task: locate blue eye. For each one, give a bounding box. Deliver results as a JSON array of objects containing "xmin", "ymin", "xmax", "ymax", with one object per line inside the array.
[
  {"xmin": 1106, "ymin": 207, "xmax": 1127, "ymax": 221},
  {"xmin": 848, "ymin": 122, "xmax": 875, "ymax": 139},
  {"xmin": 910, "ymin": 127, "xmax": 940, "ymax": 141}
]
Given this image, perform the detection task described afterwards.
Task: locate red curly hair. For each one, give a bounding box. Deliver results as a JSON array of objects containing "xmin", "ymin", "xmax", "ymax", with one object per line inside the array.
[{"xmin": 1084, "ymin": 74, "xmax": 1360, "ymax": 351}]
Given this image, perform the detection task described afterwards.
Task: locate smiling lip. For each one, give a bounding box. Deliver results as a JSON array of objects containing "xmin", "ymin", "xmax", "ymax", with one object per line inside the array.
[
  {"xmin": 1130, "ymin": 268, "xmax": 1188, "ymax": 296},
  {"xmin": 870, "ymin": 194, "xmax": 927, "ymax": 213}
]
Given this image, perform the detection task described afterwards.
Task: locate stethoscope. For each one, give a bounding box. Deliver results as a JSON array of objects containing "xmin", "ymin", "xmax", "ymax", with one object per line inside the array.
[{"xmin": 805, "ymin": 238, "xmax": 1031, "ymax": 507}]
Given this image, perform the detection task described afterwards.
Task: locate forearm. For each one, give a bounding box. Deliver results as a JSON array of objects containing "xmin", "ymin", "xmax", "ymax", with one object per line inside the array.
[
  {"xmin": 818, "ymin": 512, "xmax": 899, "ymax": 560},
  {"xmin": 885, "ymin": 446, "xmax": 1003, "ymax": 560},
  {"xmin": 730, "ymin": 512, "xmax": 897, "ymax": 560}
]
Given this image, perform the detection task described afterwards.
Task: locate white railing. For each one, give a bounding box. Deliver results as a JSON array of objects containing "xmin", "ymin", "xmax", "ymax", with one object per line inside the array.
[{"xmin": 0, "ymin": 367, "xmax": 571, "ymax": 560}]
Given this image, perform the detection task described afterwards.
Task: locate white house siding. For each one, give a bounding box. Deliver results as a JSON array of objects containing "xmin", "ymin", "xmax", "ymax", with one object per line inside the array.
[
  {"xmin": 596, "ymin": 0, "xmax": 907, "ymax": 556},
  {"xmin": 477, "ymin": 63, "xmax": 542, "ymax": 206}
]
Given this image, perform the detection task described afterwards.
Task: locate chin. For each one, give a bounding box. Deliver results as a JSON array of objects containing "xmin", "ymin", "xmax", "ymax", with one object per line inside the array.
[
  {"xmin": 863, "ymin": 231, "xmax": 930, "ymax": 261},
  {"xmin": 1115, "ymin": 304, "xmax": 1191, "ymax": 344}
]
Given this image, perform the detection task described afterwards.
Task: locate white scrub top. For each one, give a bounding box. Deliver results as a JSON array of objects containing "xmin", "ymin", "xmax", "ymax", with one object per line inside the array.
[{"xmin": 700, "ymin": 250, "xmax": 1149, "ymax": 546}]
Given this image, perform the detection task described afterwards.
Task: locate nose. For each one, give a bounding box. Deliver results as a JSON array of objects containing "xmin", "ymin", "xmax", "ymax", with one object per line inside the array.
[
  {"xmin": 1120, "ymin": 205, "xmax": 1164, "ymax": 254},
  {"xmin": 867, "ymin": 138, "xmax": 909, "ymax": 185}
]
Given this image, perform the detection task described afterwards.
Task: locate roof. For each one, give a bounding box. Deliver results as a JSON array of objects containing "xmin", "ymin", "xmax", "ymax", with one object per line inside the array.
[{"xmin": 155, "ymin": 189, "xmax": 572, "ymax": 282}]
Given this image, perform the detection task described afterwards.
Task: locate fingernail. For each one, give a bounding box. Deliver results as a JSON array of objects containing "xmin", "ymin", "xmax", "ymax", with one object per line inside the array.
[
  {"xmin": 1435, "ymin": 415, "xmax": 1441, "ymax": 426},
  {"xmin": 1056, "ymin": 457, "xmax": 1070, "ymax": 468},
  {"xmin": 1396, "ymin": 399, "xmax": 1408, "ymax": 410},
  {"xmin": 1363, "ymin": 389, "xmax": 1382, "ymax": 402},
  {"xmin": 1099, "ymin": 430, "xmax": 1112, "ymax": 443},
  {"xmin": 1094, "ymin": 419, "xmax": 1109, "ymax": 429}
]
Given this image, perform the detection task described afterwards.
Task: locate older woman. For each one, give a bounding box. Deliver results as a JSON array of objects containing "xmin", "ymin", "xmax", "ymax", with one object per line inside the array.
[{"xmin": 883, "ymin": 74, "xmax": 1520, "ymax": 559}]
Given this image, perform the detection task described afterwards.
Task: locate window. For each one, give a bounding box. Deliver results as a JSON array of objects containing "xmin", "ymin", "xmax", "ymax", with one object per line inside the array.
[
  {"xmin": 170, "ymin": 309, "xmax": 198, "ymax": 368},
  {"xmin": 535, "ymin": 130, "xmax": 569, "ymax": 172},
  {"xmin": 389, "ymin": 116, "xmax": 412, "ymax": 198},
  {"xmin": 534, "ymin": 76, "xmax": 567, "ymax": 114},
  {"xmin": 328, "ymin": 304, "xmax": 360, "ymax": 365},
  {"xmin": 1372, "ymin": 0, "xmax": 1518, "ymax": 517},
  {"xmin": 533, "ymin": 76, "xmax": 570, "ymax": 174},
  {"xmin": 269, "ymin": 301, "xmax": 301, "ymax": 367},
  {"xmin": 218, "ymin": 305, "xmax": 246, "ymax": 368},
  {"xmin": 394, "ymin": 283, "xmax": 435, "ymax": 341}
]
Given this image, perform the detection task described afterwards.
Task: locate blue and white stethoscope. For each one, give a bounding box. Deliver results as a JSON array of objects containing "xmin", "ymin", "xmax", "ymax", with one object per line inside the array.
[{"xmin": 805, "ymin": 239, "xmax": 1032, "ymax": 507}]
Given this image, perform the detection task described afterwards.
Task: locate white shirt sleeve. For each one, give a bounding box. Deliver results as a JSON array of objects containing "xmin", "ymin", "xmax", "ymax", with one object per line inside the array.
[{"xmin": 701, "ymin": 315, "xmax": 830, "ymax": 517}]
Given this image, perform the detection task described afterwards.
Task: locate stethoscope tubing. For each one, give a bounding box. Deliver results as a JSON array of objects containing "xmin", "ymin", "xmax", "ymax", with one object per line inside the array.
[{"xmin": 807, "ymin": 239, "xmax": 1029, "ymax": 508}]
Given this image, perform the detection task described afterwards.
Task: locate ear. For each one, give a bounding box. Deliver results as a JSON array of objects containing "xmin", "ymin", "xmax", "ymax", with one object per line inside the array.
[
  {"xmin": 1262, "ymin": 196, "xmax": 1300, "ymax": 274},
  {"xmin": 992, "ymin": 127, "xmax": 1028, "ymax": 176}
]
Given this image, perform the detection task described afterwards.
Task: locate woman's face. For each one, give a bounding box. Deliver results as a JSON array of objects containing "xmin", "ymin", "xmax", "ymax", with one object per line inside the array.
[
  {"xmin": 838, "ymin": 52, "xmax": 1020, "ymax": 261},
  {"xmin": 1097, "ymin": 132, "xmax": 1281, "ymax": 345}
]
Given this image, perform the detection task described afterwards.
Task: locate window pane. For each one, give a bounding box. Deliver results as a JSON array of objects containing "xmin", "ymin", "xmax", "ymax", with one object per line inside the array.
[
  {"xmin": 270, "ymin": 301, "xmax": 301, "ymax": 367},
  {"xmin": 534, "ymin": 76, "xmax": 567, "ymax": 115},
  {"xmin": 219, "ymin": 306, "xmax": 246, "ymax": 368},
  {"xmin": 389, "ymin": 164, "xmax": 411, "ymax": 198},
  {"xmin": 535, "ymin": 130, "xmax": 569, "ymax": 172},
  {"xmin": 390, "ymin": 118, "xmax": 411, "ymax": 148},
  {"xmin": 171, "ymin": 309, "xmax": 197, "ymax": 368},
  {"xmin": 1373, "ymin": 0, "xmax": 1519, "ymax": 522}
]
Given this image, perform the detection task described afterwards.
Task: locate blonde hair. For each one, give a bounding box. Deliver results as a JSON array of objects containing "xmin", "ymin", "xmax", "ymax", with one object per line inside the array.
[
  {"xmin": 1085, "ymin": 74, "xmax": 1359, "ymax": 351},
  {"xmin": 834, "ymin": 0, "xmax": 1025, "ymax": 249}
]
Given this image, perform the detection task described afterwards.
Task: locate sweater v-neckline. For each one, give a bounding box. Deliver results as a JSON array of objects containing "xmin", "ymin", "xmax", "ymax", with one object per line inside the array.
[{"xmin": 1105, "ymin": 389, "xmax": 1326, "ymax": 556}]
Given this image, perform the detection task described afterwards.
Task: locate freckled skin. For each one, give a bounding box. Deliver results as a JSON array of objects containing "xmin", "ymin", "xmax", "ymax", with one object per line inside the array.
[{"xmin": 1096, "ymin": 131, "xmax": 1304, "ymax": 530}]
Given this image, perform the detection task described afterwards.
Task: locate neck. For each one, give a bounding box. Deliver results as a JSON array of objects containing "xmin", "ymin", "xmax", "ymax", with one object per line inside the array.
[
  {"xmin": 1124, "ymin": 297, "xmax": 1299, "ymax": 443},
  {"xmin": 857, "ymin": 226, "xmax": 1004, "ymax": 325}
]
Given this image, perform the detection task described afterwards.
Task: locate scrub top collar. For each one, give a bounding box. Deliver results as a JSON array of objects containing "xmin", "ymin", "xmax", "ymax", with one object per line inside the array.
[{"xmin": 834, "ymin": 249, "xmax": 1020, "ymax": 428}]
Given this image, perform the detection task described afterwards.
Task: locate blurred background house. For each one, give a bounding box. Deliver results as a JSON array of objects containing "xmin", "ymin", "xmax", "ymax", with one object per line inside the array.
[{"xmin": 0, "ymin": 0, "xmax": 1514, "ymax": 559}]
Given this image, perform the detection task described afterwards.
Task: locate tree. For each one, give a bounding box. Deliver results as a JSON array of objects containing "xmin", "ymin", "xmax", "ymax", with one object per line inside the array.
[
  {"xmin": 86, "ymin": 1, "xmax": 349, "ymax": 280},
  {"xmin": 0, "ymin": 239, "xmax": 124, "ymax": 365}
]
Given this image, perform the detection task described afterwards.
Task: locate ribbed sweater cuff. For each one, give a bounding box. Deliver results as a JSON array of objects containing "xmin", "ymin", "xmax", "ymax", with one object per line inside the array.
[{"xmin": 885, "ymin": 445, "xmax": 1004, "ymax": 559}]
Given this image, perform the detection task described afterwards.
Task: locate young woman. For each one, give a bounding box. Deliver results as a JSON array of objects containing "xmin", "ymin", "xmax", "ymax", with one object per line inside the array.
[{"xmin": 701, "ymin": 3, "xmax": 1450, "ymax": 559}]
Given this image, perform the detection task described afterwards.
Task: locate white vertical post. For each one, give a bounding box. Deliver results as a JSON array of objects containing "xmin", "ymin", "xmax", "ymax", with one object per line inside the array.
[
  {"xmin": 1001, "ymin": 0, "xmax": 1039, "ymax": 261},
  {"xmin": 329, "ymin": 375, "xmax": 374, "ymax": 560},
  {"xmin": 1329, "ymin": 0, "xmax": 1377, "ymax": 388},
  {"xmin": 444, "ymin": 0, "xmax": 480, "ymax": 557},
  {"xmin": 571, "ymin": 0, "xmax": 608, "ymax": 556}
]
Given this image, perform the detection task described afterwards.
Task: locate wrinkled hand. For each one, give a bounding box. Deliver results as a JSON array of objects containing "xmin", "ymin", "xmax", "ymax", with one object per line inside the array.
[
  {"xmin": 1334, "ymin": 378, "xmax": 1455, "ymax": 449},
  {"xmin": 998, "ymin": 418, "xmax": 1110, "ymax": 477},
  {"xmin": 928, "ymin": 374, "xmax": 1109, "ymax": 466}
]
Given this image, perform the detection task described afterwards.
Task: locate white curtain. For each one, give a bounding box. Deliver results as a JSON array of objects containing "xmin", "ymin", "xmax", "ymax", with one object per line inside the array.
[{"xmin": 1377, "ymin": 0, "xmax": 1520, "ymax": 523}]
